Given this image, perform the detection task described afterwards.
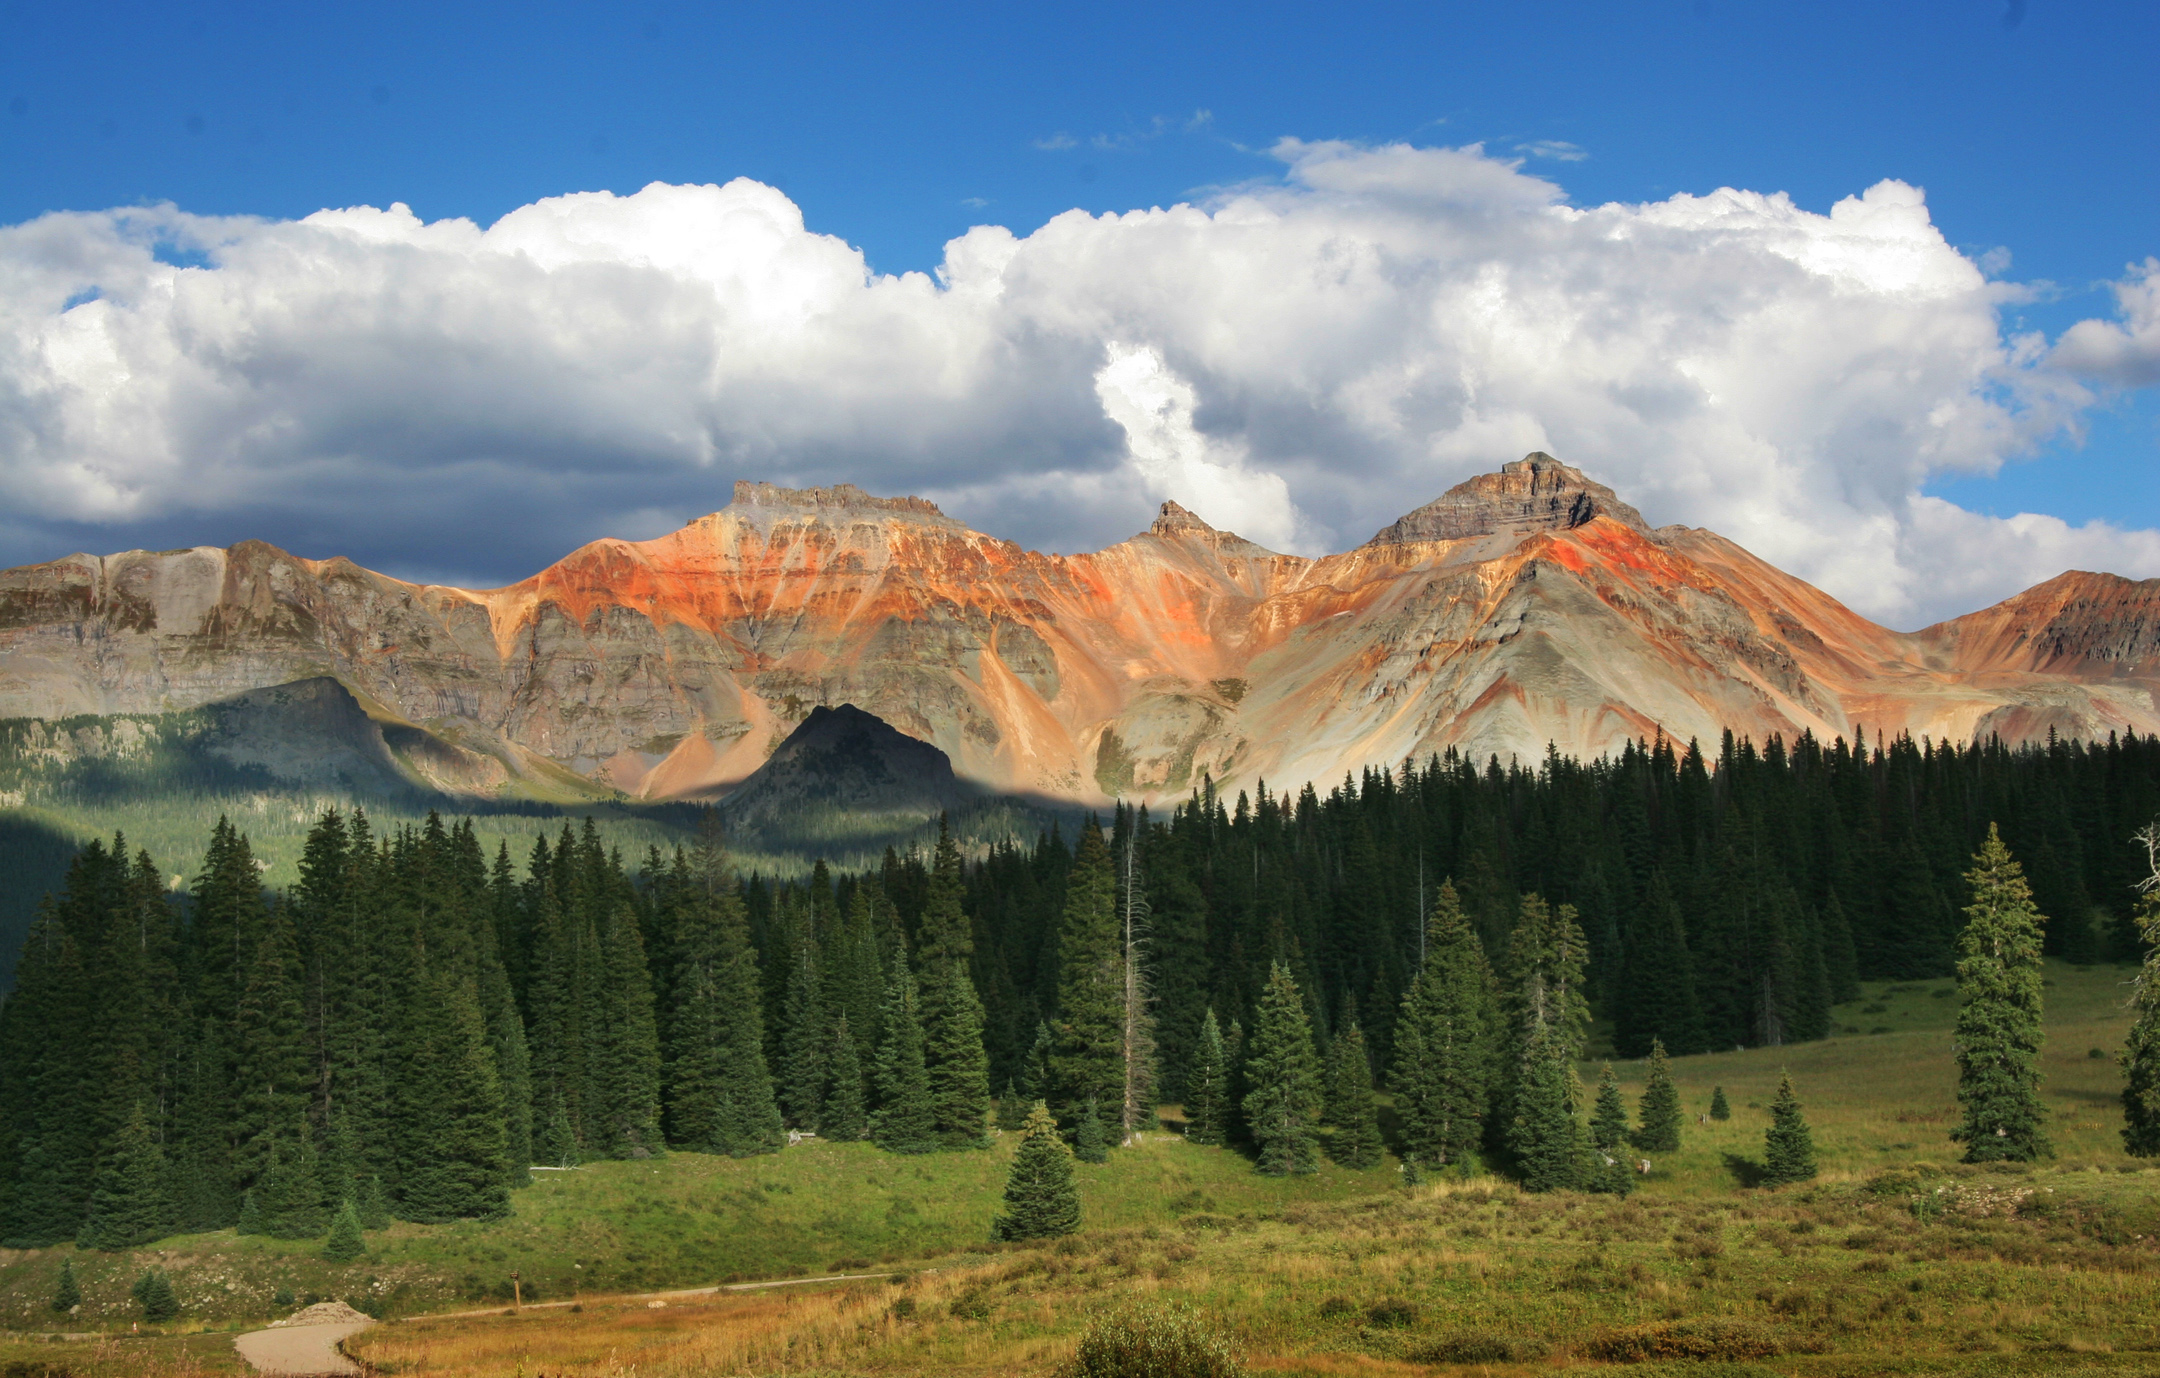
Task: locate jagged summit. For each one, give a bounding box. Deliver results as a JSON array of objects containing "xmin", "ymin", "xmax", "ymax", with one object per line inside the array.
[
  {"xmin": 1145, "ymin": 500, "xmax": 1280, "ymax": 558},
  {"xmin": 1366, "ymin": 452, "xmax": 1650, "ymax": 547},
  {"xmin": 726, "ymin": 481, "xmax": 959, "ymax": 528}
]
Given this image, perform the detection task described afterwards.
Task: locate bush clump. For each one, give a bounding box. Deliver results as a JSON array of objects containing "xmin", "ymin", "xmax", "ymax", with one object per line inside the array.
[
  {"xmin": 1410, "ymin": 1331, "xmax": 1545, "ymax": 1363},
  {"xmin": 1060, "ymin": 1304, "xmax": 1246, "ymax": 1378},
  {"xmin": 1582, "ymin": 1317, "xmax": 1782, "ymax": 1363},
  {"xmin": 1364, "ymin": 1298, "xmax": 1419, "ymax": 1329}
]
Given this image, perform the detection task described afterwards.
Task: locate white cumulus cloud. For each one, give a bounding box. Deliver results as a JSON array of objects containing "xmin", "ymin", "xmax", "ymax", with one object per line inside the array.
[{"xmin": 0, "ymin": 141, "xmax": 2155, "ymax": 625}]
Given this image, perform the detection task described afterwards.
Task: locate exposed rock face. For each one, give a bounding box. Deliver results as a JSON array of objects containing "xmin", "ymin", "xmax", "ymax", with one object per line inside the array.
[
  {"xmin": 2, "ymin": 458, "xmax": 2156, "ymax": 808},
  {"xmin": 1365, "ymin": 453, "xmax": 1648, "ymax": 545}
]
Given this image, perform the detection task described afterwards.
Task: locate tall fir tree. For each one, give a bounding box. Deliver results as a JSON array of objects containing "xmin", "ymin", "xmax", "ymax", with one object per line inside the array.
[
  {"xmin": 1952, "ymin": 825, "xmax": 2051, "ymax": 1162},
  {"xmin": 779, "ymin": 916, "xmax": 827, "ymax": 1131},
  {"xmin": 1497, "ymin": 895, "xmax": 1589, "ymax": 1188},
  {"xmin": 1590, "ymin": 1066, "xmax": 1629, "ymax": 1152},
  {"xmin": 323, "ymin": 1198, "xmax": 366, "ymax": 1262},
  {"xmin": 1242, "ymin": 964, "xmax": 1325, "ymax": 1176},
  {"xmin": 664, "ymin": 834, "xmax": 782, "ymax": 1157},
  {"xmin": 822, "ymin": 1015, "xmax": 868, "ymax": 1142},
  {"xmin": 991, "ymin": 1101, "xmax": 1081, "ymax": 1241},
  {"xmin": 917, "ymin": 821, "xmax": 992, "ymax": 1148},
  {"xmin": 77, "ymin": 1102, "xmax": 167, "ymax": 1251},
  {"xmin": 1633, "ymin": 1041, "xmax": 1684, "ymax": 1154},
  {"xmin": 1323, "ymin": 1023, "xmax": 1384, "ymax": 1169},
  {"xmin": 1051, "ymin": 822, "xmax": 1124, "ymax": 1135},
  {"xmin": 588, "ymin": 902, "xmax": 664, "ymax": 1158},
  {"xmin": 872, "ymin": 960, "xmax": 937, "ymax": 1154},
  {"xmin": 1761, "ymin": 1072, "xmax": 1819, "ymax": 1185},
  {"xmin": 1183, "ymin": 1009, "xmax": 1229, "ymax": 1146},
  {"xmin": 1390, "ymin": 881, "xmax": 1495, "ymax": 1171},
  {"xmin": 392, "ymin": 952, "xmax": 511, "ymax": 1222}
]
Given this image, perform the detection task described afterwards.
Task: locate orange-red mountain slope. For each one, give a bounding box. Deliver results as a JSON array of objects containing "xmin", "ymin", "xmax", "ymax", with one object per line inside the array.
[{"xmin": 1, "ymin": 456, "xmax": 2154, "ymax": 807}]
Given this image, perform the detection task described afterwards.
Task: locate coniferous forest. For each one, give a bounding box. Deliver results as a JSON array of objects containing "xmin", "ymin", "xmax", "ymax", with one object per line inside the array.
[{"xmin": 5, "ymin": 726, "xmax": 2160, "ymax": 1248}]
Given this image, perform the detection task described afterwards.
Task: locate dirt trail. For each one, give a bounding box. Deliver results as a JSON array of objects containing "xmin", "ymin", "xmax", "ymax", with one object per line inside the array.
[
  {"xmin": 232, "ymin": 1272, "xmax": 893, "ymax": 1372},
  {"xmin": 232, "ymin": 1320, "xmax": 373, "ymax": 1376}
]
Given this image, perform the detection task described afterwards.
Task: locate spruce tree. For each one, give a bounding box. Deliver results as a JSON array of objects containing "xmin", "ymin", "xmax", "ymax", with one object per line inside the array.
[
  {"xmin": 991, "ymin": 1102, "xmax": 1081, "ymax": 1241},
  {"xmin": 822, "ymin": 1015, "xmax": 868, "ymax": 1142},
  {"xmin": 255, "ymin": 1121, "xmax": 330, "ymax": 1240},
  {"xmin": 77, "ymin": 1103, "xmax": 167, "ymax": 1251},
  {"xmin": 1761, "ymin": 1072, "xmax": 1818, "ymax": 1185},
  {"xmin": 1509, "ymin": 1024, "xmax": 1584, "ymax": 1192},
  {"xmin": 132, "ymin": 1268, "xmax": 179, "ymax": 1323},
  {"xmin": 393, "ymin": 957, "xmax": 511, "ymax": 1222},
  {"xmin": 51, "ymin": 1259, "xmax": 79, "ymax": 1313},
  {"xmin": 356, "ymin": 1174, "xmax": 391, "ymax": 1230},
  {"xmin": 1242, "ymin": 964, "xmax": 1325, "ymax": 1175},
  {"xmin": 1953, "ymin": 825, "xmax": 2051, "ymax": 1162},
  {"xmin": 1590, "ymin": 1066, "xmax": 1629, "ymax": 1151},
  {"xmin": 780, "ymin": 923, "xmax": 827, "ymax": 1131},
  {"xmin": 1323, "ymin": 1024, "xmax": 1384, "ymax": 1169},
  {"xmin": 1073, "ymin": 1096, "xmax": 1109, "ymax": 1164},
  {"xmin": 1709, "ymin": 1085, "xmax": 1731, "ymax": 1121},
  {"xmin": 665, "ymin": 842, "xmax": 783, "ymax": 1157},
  {"xmin": 1633, "ymin": 1040, "xmax": 1684, "ymax": 1154},
  {"xmin": 1052, "ymin": 823, "xmax": 1125, "ymax": 1134},
  {"xmin": 589, "ymin": 902, "xmax": 664, "ymax": 1158},
  {"xmin": 1391, "ymin": 881, "xmax": 1495, "ymax": 1171},
  {"xmin": 996, "ymin": 1080, "xmax": 1028, "ymax": 1131},
  {"xmin": 917, "ymin": 820, "xmax": 992, "ymax": 1149},
  {"xmin": 1183, "ymin": 1009, "xmax": 1228, "ymax": 1146},
  {"xmin": 2122, "ymin": 877, "xmax": 2160, "ymax": 1157},
  {"xmin": 872, "ymin": 961, "xmax": 937, "ymax": 1154},
  {"xmin": 323, "ymin": 1198, "xmax": 365, "ymax": 1262},
  {"xmin": 1587, "ymin": 1066, "xmax": 1634, "ymax": 1195}
]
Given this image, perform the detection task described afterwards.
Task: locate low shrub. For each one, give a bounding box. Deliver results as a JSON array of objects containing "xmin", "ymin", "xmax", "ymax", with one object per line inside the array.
[
  {"xmin": 1409, "ymin": 1331, "xmax": 1545, "ymax": 1363},
  {"xmin": 1060, "ymin": 1304, "xmax": 1246, "ymax": 1378},
  {"xmin": 1582, "ymin": 1317, "xmax": 1783, "ymax": 1363},
  {"xmin": 1364, "ymin": 1298, "xmax": 1418, "ymax": 1329},
  {"xmin": 1316, "ymin": 1297, "xmax": 1354, "ymax": 1321}
]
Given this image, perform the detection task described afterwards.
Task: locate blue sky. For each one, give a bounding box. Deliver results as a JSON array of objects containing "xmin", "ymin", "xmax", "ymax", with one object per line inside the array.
[{"xmin": 0, "ymin": 0, "xmax": 2155, "ymax": 623}]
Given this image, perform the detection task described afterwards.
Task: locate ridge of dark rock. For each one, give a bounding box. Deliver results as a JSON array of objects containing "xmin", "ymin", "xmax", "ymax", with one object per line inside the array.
[
  {"xmin": 727, "ymin": 481, "xmax": 957, "ymax": 526},
  {"xmin": 1365, "ymin": 452, "xmax": 1650, "ymax": 547}
]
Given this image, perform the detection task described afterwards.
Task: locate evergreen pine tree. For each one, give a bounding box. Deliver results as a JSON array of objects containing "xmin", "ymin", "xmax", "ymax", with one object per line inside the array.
[
  {"xmin": 51, "ymin": 1259, "xmax": 79, "ymax": 1313},
  {"xmin": 1709, "ymin": 1085, "xmax": 1731, "ymax": 1121},
  {"xmin": 132, "ymin": 1268, "xmax": 179, "ymax": 1323},
  {"xmin": 77, "ymin": 1103, "xmax": 167, "ymax": 1251},
  {"xmin": 1586, "ymin": 1066, "xmax": 1634, "ymax": 1195},
  {"xmin": 1391, "ymin": 881, "xmax": 1495, "ymax": 1170},
  {"xmin": 1183, "ymin": 1009, "xmax": 1228, "ymax": 1146},
  {"xmin": 872, "ymin": 961, "xmax": 937, "ymax": 1154},
  {"xmin": 393, "ymin": 956, "xmax": 511, "ymax": 1222},
  {"xmin": 1633, "ymin": 1040, "xmax": 1684, "ymax": 1153},
  {"xmin": 1051, "ymin": 823, "xmax": 1124, "ymax": 1134},
  {"xmin": 1761, "ymin": 1072, "xmax": 1818, "ymax": 1185},
  {"xmin": 1021, "ymin": 1021, "xmax": 1053, "ymax": 1102},
  {"xmin": 1590, "ymin": 1066, "xmax": 1629, "ymax": 1151},
  {"xmin": 236, "ymin": 1190, "xmax": 263, "ymax": 1236},
  {"xmin": 356, "ymin": 1174, "xmax": 391, "ymax": 1231},
  {"xmin": 589, "ymin": 902, "xmax": 665, "ymax": 1158},
  {"xmin": 822, "ymin": 1015, "xmax": 868, "ymax": 1142},
  {"xmin": 995, "ymin": 1080, "xmax": 1028, "ymax": 1132},
  {"xmin": 1509, "ymin": 1024, "xmax": 1584, "ymax": 1192},
  {"xmin": 255, "ymin": 1121, "xmax": 330, "ymax": 1240},
  {"xmin": 2122, "ymin": 874, "xmax": 2160, "ymax": 1157},
  {"xmin": 665, "ymin": 834, "xmax": 784, "ymax": 1157},
  {"xmin": 323, "ymin": 1198, "xmax": 365, "ymax": 1262},
  {"xmin": 780, "ymin": 922, "xmax": 827, "ymax": 1131},
  {"xmin": 1242, "ymin": 964, "xmax": 1325, "ymax": 1175},
  {"xmin": 990, "ymin": 1102, "xmax": 1081, "ymax": 1241},
  {"xmin": 1323, "ymin": 1023, "xmax": 1384, "ymax": 1169},
  {"xmin": 1953, "ymin": 825, "xmax": 2051, "ymax": 1163},
  {"xmin": 917, "ymin": 820, "xmax": 992, "ymax": 1149},
  {"xmin": 1073, "ymin": 1096, "xmax": 1109, "ymax": 1164}
]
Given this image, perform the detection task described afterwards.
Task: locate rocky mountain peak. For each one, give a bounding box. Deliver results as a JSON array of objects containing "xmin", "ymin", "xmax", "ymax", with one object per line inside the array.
[
  {"xmin": 1365, "ymin": 452, "xmax": 1650, "ymax": 547},
  {"xmin": 727, "ymin": 481, "xmax": 958, "ymax": 528},
  {"xmin": 1145, "ymin": 499, "xmax": 1279, "ymax": 557}
]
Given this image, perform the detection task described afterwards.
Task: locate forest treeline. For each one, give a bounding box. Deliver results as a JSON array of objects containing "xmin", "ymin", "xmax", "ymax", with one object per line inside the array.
[{"xmin": 3, "ymin": 726, "xmax": 2158, "ymax": 1247}]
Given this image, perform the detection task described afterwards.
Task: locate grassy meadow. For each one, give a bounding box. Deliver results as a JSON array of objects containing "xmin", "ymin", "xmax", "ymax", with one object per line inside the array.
[{"xmin": 5, "ymin": 960, "xmax": 2160, "ymax": 1377}]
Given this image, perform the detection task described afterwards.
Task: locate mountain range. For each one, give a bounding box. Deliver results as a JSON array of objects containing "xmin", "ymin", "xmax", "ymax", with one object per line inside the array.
[{"xmin": 2, "ymin": 453, "xmax": 2156, "ymax": 809}]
